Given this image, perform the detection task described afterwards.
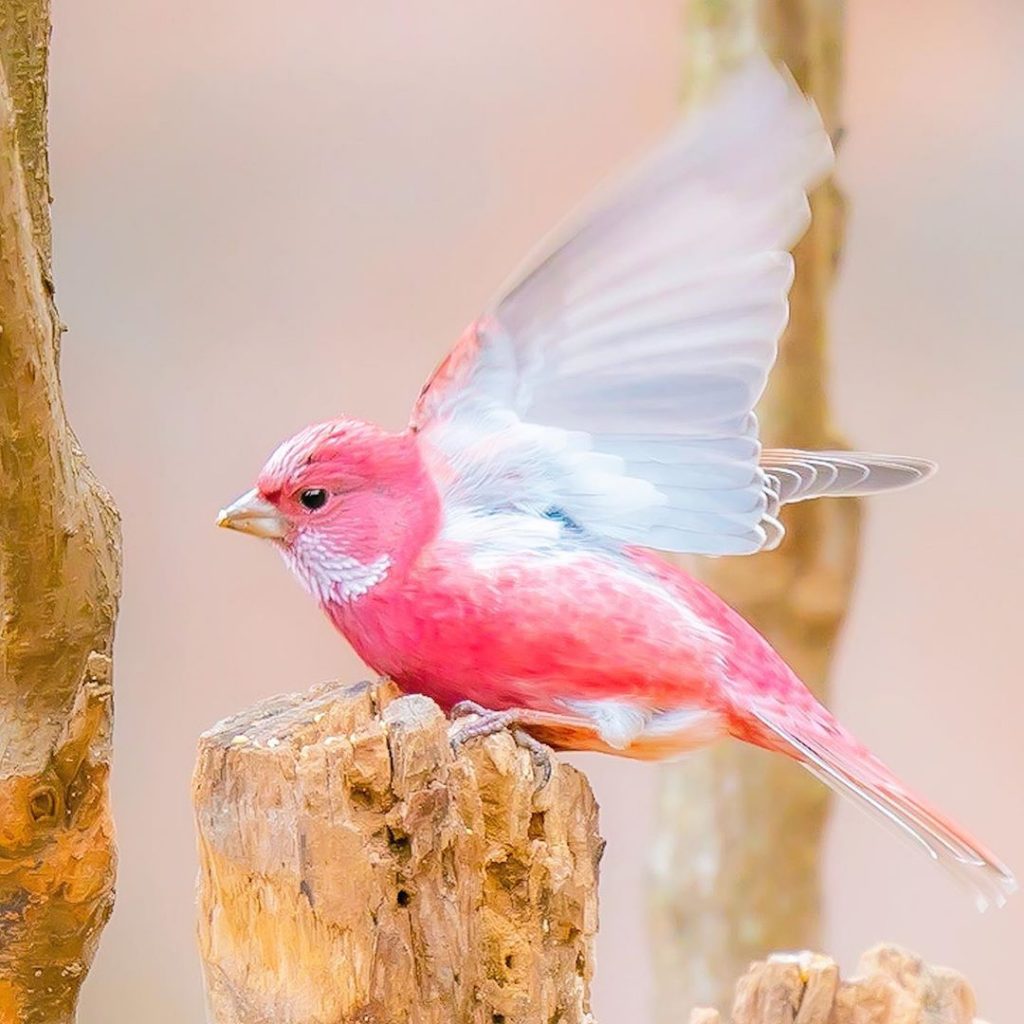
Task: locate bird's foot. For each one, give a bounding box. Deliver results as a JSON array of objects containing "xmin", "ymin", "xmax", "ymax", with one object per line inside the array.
[
  {"xmin": 450, "ymin": 699, "xmax": 492, "ymax": 720},
  {"xmin": 449, "ymin": 706, "xmax": 554, "ymax": 789},
  {"xmin": 510, "ymin": 727, "xmax": 554, "ymax": 788}
]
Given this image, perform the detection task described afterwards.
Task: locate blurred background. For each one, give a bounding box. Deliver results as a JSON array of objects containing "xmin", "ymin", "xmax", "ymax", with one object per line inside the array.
[{"xmin": 48, "ymin": 0, "xmax": 1022, "ymax": 1020}]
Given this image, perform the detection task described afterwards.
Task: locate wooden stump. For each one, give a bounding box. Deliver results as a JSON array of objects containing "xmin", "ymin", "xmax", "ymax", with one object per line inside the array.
[
  {"xmin": 193, "ymin": 679, "xmax": 602, "ymax": 1024},
  {"xmin": 687, "ymin": 944, "xmax": 983, "ymax": 1024}
]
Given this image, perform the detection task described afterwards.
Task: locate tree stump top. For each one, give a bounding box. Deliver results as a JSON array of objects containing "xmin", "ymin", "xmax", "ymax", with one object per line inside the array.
[
  {"xmin": 194, "ymin": 678, "xmax": 602, "ymax": 1024},
  {"xmin": 688, "ymin": 943, "xmax": 982, "ymax": 1024}
]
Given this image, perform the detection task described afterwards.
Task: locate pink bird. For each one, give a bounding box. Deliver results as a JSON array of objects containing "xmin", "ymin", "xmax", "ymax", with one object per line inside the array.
[{"xmin": 219, "ymin": 59, "xmax": 1014, "ymax": 907}]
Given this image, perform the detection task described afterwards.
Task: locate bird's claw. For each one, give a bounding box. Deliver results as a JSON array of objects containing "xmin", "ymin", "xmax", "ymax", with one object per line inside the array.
[
  {"xmin": 449, "ymin": 708, "xmax": 517, "ymax": 750},
  {"xmin": 511, "ymin": 727, "xmax": 553, "ymax": 788},
  {"xmin": 449, "ymin": 708, "xmax": 554, "ymax": 789},
  {"xmin": 450, "ymin": 699, "xmax": 491, "ymax": 720}
]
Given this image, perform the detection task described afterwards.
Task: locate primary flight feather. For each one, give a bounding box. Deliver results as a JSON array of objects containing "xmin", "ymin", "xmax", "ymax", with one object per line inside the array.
[{"xmin": 219, "ymin": 57, "xmax": 1014, "ymax": 908}]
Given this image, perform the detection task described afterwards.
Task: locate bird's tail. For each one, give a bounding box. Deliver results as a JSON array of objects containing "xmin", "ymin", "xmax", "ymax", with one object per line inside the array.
[{"xmin": 729, "ymin": 697, "xmax": 1017, "ymax": 910}]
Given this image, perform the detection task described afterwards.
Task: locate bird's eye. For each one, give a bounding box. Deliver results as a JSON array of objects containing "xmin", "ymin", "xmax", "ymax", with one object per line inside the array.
[{"xmin": 298, "ymin": 488, "xmax": 329, "ymax": 511}]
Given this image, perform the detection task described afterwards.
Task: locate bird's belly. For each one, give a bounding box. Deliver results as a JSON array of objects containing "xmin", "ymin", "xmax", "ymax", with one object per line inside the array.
[
  {"xmin": 335, "ymin": 545, "xmax": 729, "ymax": 730},
  {"xmin": 522, "ymin": 710, "xmax": 726, "ymax": 760}
]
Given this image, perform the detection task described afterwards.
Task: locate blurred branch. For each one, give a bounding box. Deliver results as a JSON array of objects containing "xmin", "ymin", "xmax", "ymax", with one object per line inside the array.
[
  {"xmin": 649, "ymin": 1, "xmax": 858, "ymax": 1016},
  {"xmin": 0, "ymin": 3, "xmax": 121, "ymax": 1020}
]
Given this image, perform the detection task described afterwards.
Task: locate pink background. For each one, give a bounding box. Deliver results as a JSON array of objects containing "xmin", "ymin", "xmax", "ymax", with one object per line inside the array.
[{"xmin": 47, "ymin": 1, "xmax": 1023, "ymax": 1020}]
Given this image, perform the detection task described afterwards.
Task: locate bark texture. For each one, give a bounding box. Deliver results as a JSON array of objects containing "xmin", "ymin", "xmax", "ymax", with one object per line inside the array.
[
  {"xmin": 193, "ymin": 679, "xmax": 602, "ymax": 1024},
  {"xmin": 687, "ymin": 944, "xmax": 984, "ymax": 1024},
  {"xmin": 650, "ymin": 1, "xmax": 855, "ymax": 1015},
  {"xmin": 0, "ymin": 3, "xmax": 121, "ymax": 1023}
]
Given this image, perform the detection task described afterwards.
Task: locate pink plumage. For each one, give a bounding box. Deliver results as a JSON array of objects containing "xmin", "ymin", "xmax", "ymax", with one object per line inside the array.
[{"xmin": 219, "ymin": 58, "xmax": 1014, "ymax": 908}]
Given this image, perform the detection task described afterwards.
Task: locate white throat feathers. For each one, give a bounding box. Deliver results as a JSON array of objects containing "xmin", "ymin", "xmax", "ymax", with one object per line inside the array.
[{"xmin": 284, "ymin": 531, "xmax": 392, "ymax": 604}]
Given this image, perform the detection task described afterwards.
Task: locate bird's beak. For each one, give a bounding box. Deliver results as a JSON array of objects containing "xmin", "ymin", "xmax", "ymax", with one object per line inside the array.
[{"xmin": 217, "ymin": 489, "xmax": 289, "ymax": 540}]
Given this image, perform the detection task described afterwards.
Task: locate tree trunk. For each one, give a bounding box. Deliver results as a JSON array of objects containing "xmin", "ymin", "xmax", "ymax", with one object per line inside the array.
[
  {"xmin": 649, "ymin": 1, "xmax": 855, "ymax": 1016},
  {"xmin": 193, "ymin": 679, "xmax": 602, "ymax": 1024},
  {"xmin": 0, "ymin": 4, "xmax": 122, "ymax": 1022}
]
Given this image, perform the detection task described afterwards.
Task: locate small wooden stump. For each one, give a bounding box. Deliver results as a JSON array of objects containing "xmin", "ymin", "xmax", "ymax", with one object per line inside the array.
[
  {"xmin": 193, "ymin": 679, "xmax": 602, "ymax": 1024},
  {"xmin": 688, "ymin": 943, "xmax": 983, "ymax": 1024}
]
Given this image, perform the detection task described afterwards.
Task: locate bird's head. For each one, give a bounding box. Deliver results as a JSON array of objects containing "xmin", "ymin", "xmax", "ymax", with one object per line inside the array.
[{"xmin": 218, "ymin": 418, "xmax": 439, "ymax": 604}]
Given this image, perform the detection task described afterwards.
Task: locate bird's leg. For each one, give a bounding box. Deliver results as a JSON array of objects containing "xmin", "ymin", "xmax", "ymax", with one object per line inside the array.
[{"xmin": 449, "ymin": 706, "xmax": 554, "ymax": 788}]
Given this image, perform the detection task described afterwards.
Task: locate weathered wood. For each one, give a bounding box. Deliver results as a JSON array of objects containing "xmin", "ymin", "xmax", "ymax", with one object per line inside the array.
[
  {"xmin": 688, "ymin": 944, "xmax": 984, "ymax": 1024},
  {"xmin": 193, "ymin": 679, "xmax": 602, "ymax": 1024},
  {"xmin": 0, "ymin": 3, "xmax": 121, "ymax": 1021},
  {"xmin": 650, "ymin": 1, "xmax": 854, "ymax": 1015}
]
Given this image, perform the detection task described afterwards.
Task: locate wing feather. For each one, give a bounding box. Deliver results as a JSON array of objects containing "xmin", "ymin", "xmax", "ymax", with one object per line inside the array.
[{"xmin": 412, "ymin": 56, "xmax": 932, "ymax": 556}]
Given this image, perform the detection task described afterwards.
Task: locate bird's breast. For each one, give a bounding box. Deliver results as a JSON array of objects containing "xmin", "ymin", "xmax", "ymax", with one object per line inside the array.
[{"xmin": 322, "ymin": 540, "xmax": 740, "ymax": 718}]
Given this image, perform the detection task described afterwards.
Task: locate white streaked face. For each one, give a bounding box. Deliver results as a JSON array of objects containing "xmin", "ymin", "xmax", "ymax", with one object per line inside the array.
[
  {"xmin": 217, "ymin": 485, "xmax": 393, "ymax": 605},
  {"xmin": 218, "ymin": 418, "xmax": 437, "ymax": 609},
  {"xmin": 281, "ymin": 531, "xmax": 391, "ymax": 605}
]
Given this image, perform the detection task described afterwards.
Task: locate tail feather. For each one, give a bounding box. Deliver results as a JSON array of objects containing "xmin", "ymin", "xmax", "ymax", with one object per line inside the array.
[
  {"xmin": 743, "ymin": 704, "xmax": 1017, "ymax": 911},
  {"xmin": 760, "ymin": 449, "xmax": 936, "ymax": 504}
]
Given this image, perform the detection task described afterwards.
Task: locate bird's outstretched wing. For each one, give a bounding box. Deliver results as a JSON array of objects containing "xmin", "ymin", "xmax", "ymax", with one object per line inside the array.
[{"xmin": 411, "ymin": 56, "xmax": 932, "ymax": 556}]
